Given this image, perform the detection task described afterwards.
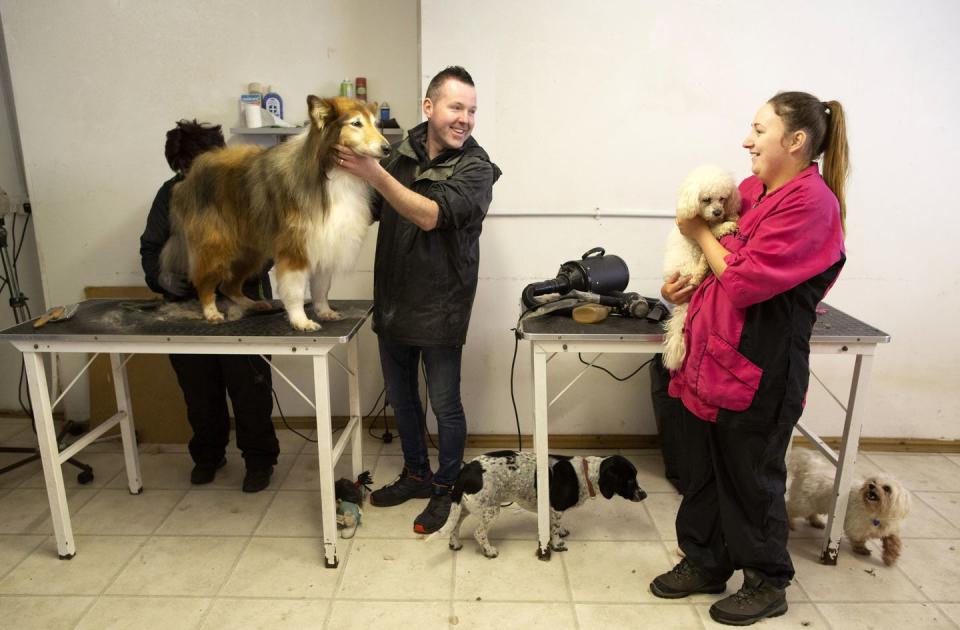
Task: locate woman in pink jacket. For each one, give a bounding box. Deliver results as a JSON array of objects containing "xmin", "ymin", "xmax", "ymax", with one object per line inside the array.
[{"xmin": 649, "ymin": 92, "xmax": 849, "ymax": 626}]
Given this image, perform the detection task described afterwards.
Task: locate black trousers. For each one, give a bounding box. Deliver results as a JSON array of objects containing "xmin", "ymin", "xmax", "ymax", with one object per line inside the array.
[
  {"xmin": 675, "ymin": 406, "xmax": 795, "ymax": 588},
  {"xmin": 169, "ymin": 354, "xmax": 279, "ymax": 468}
]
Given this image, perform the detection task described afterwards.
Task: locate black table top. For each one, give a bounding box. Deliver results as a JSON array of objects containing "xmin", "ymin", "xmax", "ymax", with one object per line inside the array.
[
  {"xmin": 520, "ymin": 302, "xmax": 890, "ymax": 344},
  {"xmin": 0, "ymin": 299, "xmax": 374, "ymax": 345}
]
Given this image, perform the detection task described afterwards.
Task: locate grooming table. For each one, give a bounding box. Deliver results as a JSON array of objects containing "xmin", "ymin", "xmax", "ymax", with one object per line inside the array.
[
  {"xmin": 0, "ymin": 298, "xmax": 373, "ymax": 568},
  {"xmin": 520, "ymin": 303, "xmax": 890, "ymax": 565}
]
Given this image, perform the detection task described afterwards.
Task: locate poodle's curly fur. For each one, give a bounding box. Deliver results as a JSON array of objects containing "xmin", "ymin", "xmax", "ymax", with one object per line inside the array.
[
  {"xmin": 661, "ymin": 165, "xmax": 740, "ymax": 370},
  {"xmin": 787, "ymin": 449, "xmax": 912, "ymax": 566}
]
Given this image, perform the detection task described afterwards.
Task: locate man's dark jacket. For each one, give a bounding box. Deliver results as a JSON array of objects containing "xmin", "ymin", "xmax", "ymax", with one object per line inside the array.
[{"xmin": 372, "ymin": 122, "xmax": 501, "ymax": 346}]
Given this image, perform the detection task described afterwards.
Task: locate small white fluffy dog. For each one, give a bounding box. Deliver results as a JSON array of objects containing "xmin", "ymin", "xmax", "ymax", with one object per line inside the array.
[
  {"xmin": 661, "ymin": 165, "xmax": 740, "ymax": 370},
  {"xmin": 787, "ymin": 449, "xmax": 911, "ymax": 566}
]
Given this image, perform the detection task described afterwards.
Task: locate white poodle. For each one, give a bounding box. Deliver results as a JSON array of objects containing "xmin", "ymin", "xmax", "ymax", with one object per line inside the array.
[
  {"xmin": 661, "ymin": 165, "xmax": 740, "ymax": 370},
  {"xmin": 787, "ymin": 449, "xmax": 912, "ymax": 566}
]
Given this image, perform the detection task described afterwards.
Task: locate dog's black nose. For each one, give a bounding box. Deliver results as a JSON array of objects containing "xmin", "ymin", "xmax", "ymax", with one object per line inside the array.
[
  {"xmin": 633, "ymin": 488, "xmax": 647, "ymax": 502},
  {"xmin": 381, "ymin": 144, "xmax": 392, "ymax": 157},
  {"xmin": 712, "ymin": 209, "xmax": 723, "ymax": 217}
]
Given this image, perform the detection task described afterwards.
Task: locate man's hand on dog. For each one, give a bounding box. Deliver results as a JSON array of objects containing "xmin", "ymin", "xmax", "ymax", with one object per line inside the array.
[
  {"xmin": 662, "ymin": 272, "xmax": 694, "ymax": 305},
  {"xmin": 333, "ymin": 145, "xmax": 383, "ymax": 183}
]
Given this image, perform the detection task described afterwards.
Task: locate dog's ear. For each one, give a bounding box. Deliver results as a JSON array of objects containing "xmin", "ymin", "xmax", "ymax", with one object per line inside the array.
[
  {"xmin": 888, "ymin": 481, "xmax": 912, "ymax": 519},
  {"xmin": 367, "ymin": 101, "xmax": 379, "ymax": 118},
  {"xmin": 307, "ymin": 95, "xmax": 337, "ymax": 129},
  {"xmin": 549, "ymin": 459, "xmax": 580, "ymax": 511},
  {"xmin": 598, "ymin": 455, "xmax": 637, "ymax": 500},
  {"xmin": 676, "ymin": 172, "xmax": 701, "ymax": 220}
]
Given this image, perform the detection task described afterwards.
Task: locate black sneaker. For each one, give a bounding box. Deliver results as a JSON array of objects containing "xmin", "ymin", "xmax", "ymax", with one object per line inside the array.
[
  {"xmin": 709, "ymin": 569, "xmax": 788, "ymax": 626},
  {"xmin": 650, "ymin": 558, "xmax": 729, "ymax": 599},
  {"xmin": 413, "ymin": 490, "xmax": 452, "ymax": 535},
  {"xmin": 191, "ymin": 456, "xmax": 227, "ymax": 485},
  {"xmin": 242, "ymin": 465, "xmax": 273, "ymax": 493},
  {"xmin": 369, "ymin": 468, "xmax": 433, "ymax": 507}
]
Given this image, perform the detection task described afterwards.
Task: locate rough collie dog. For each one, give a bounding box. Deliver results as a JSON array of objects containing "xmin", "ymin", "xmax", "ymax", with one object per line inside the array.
[
  {"xmin": 427, "ymin": 451, "xmax": 646, "ymax": 558},
  {"xmin": 787, "ymin": 449, "xmax": 911, "ymax": 565},
  {"xmin": 161, "ymin": 96, "xmax": 389, "ymax": 331},
  {"xmin": 661, "ymin": 165, "xmax": 740, "ymax": 369}
]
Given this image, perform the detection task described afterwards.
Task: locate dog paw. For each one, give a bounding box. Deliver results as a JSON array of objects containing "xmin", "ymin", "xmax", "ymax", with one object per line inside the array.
[
  {"xmin": 557, "ymin": 527, "xmax": 570, "ymax": 538},
  {"xmin": 204, "ymin": 311, "xmax": 225, "ymax": 323},
  {"xmin": 251, "ymin": 300, "xmax": 274, "ymax": 312},
  {"xmin": 449, "ymin": 541, "xmax": 463, "ymax": 551},
  {"xmin": 482, "ymin": 547, "xmax": 499, "ymax": 559},
  {"xmin": 290, "ymin": 318, "xmax": 322, "ymax": 332},
  {"xmin": 549, "ymin": 541, "xmax": 567, "ymax": 552},
  {"xmin": 315, "ymin": 308, "xmax": 344, "ymax": 322},
  {"xmin": 852, "ymin": 543, "xmax": 872, "ymax": 556}
]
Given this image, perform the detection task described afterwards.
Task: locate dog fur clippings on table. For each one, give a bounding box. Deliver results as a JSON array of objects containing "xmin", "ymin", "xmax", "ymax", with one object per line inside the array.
[
  {"xmin": 162, "ymin": 96, "xmax": 389, "ymax": 331},
  {"xmin": 661, "ymin": 164, "xmax": 740, "ymax": 370},
  {"xmin": 428, "ymin": 451, "xmax": 647, "ymax": 558},
  {"xmin": 787, "ymin": 448, "xmax": 912, "ymax": 566}
]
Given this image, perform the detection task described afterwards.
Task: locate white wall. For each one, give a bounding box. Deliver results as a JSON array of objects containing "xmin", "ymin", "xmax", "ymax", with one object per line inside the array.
[
  {"xmin": 0, "ymin": 0, "xmax": 419, "ymax": 419},
  {"xmin": 421, "ymin": 0, "xmax": 960, "ymax": 440},
  {"xmin": 3, "ymin": 1, "xmax": 959, "ymax": 441}
]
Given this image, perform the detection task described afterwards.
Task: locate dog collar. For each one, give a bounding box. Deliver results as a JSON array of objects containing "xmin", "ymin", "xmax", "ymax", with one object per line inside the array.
[{"xmin": 582, "ymin": 459, "xmax": 596, "ymax": 498}]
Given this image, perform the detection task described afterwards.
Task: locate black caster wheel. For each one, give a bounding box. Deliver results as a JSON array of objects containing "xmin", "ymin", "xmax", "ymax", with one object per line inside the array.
[{"xmin": 77, "ymin": 469, "xmax": 94, "ymax": 484}]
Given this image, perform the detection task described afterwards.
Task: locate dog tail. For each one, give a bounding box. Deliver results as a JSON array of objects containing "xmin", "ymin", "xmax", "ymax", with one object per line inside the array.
[
  {"xmin": 425, "ymin": 500, "xmax": 462, "ymax": 544},
  {"xmin": 425, "ymin": 460, "xmax": 483, "ymax": 543},
  {"xmin": 662, "ymin": 302, "xmax": 688, "ymax": 370}
]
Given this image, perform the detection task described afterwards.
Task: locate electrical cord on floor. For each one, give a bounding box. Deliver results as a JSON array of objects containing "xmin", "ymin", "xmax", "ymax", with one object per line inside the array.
[{"xmin": 577, "ymin": 353, "xmax": 654, "ymax": 381}]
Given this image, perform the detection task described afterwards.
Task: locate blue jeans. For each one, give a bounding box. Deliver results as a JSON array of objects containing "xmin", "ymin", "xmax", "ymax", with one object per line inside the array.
[{"xmin": 377, "ymin": 337, "xmax": 466, "ymax": 488}]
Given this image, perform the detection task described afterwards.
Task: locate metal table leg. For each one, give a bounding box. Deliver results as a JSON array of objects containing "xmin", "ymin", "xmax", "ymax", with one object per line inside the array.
[
  {"xmin": 347, "ymin": 337, "xmax": 363, "ymax": 479},
  {"xmin": 109, "ymin": 354, "xmax": 143, "ymax": 495},
  {"xmin": 313, "ymin": 353, "xmax": 340, "ymax": 568},
  {"xmin": 531, "ymin": 343, "xmax": 551, "ymax": 560},
  {"xmin": 821, "ymin": 353, "xmax": 873, "ymax": 564},
  {"xmin": 23, "ymin": 352, "xmax": 75, "ymax": 559}
]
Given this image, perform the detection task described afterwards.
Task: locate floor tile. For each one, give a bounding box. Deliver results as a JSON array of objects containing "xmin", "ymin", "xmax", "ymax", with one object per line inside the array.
[
  {"xmin": 0, "ymin": 452, "xmax": 43, "ymax": 487},
  {"xmin": 900, "ymin": 492, "xmax": 960, "ymax": 538},
  {"xmin": 339, "ymin": 538, "xmax": 452, "ymax": 601},
  {"xmin": 454, "ymin": 539, "xmax": 568, "ymax": 602},
  {"xmin": 914, "ymin": 492, "xmax": 960, "ymax": 532},
  {"xmin": 642, "ymin": 492, "xmax": 682, "ymax": 541},
  {"xmin": 19, "ymin": 452, "xmax": 126, "ymax": 489},
  {"xmin": 329, "ymin": 600, "xmax": 450, "ymax": 629},
  {"xmin": 200, "ymin": 598, "xmax": 332, "ymax": 630},
  {"xmin": 457, "ymin": 602, "xmax": 576, "ymax": 629},
  {"xmin": 941, "ymin": 604, "xmax": 960, "ymax": 626},
  {"xmin": 577, "ymin": 603, "xmax": 702, "ymax": 629},
  {"xmin": 156, "ymin": 489, "xmax": 273, "ymax": 536},
  {"xmin": 788, "ymin": 537, "xmax": 926, "ymax": 602},
  {"xmin": 696, "ymin": 602, "xmax": 829, "ymax": 628},
  {"xmin": 893, "ymin": 539, "xmax": 960, "ymax": 602},
  {"xmin": 255, "ymin": 490, "xmax": 326, "ymax": 537},
  {"xmin": 0, "ymin": 595, "xmax": 94, "ymax": 630},
  {"xmin": 0, "ymin": 487, "xmax": 97, "ymax": 535},
  {"xmin": 0, "ymin": 535, "xmax": 146, "ymax": 595},
  {"xmin": 0, "ymin": 534, "xmax": 45, "ymax": 576},
  {"xmin": 280, "ymin": 448, "xmax": 377, "ymax": 490},
  {"xmin": 560, "ymin": 492, "xmax": 659, "ymax": 541},
  {"xmin": 105, "ymin": 452, "xmax": 194, "ymax": 490},
  {"xmin": 74, "ymin": 595, "xmax": 209, "ymax": 630},
  {"xmin": 814, "ymin": 603, "xmax": 954, "ymax": 629},
  {"xmin": 72, "ymin": 489, "xmax": 184, "ymax": 535},
  {"xmin": 220, "ymin": 537, "xmax": 343, "ymax": 598},
  {"xmin": 867, "ymin": 453, "xmax": 960, "ymax": 492},
  {"xmin": 106, "ymin": 535, "xmax": 247, "ymax": 596},
  {"xmin": 562, "ymin": 540, "xmax": 672, "ymax": 603},
  {"xmin": 353, "ymin": 496, "xmax": 427, "ymax": 539}
]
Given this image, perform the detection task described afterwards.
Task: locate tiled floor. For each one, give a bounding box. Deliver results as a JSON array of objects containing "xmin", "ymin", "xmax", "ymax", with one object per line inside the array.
[{"xmin": 1, "ymin": 416, "xmax": 959, "ymax": 629}]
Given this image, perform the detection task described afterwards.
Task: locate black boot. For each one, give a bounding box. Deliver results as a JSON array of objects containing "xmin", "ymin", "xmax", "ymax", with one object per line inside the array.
[
  {"xmin": 650, "ymin": 558, "xmax": 729, "ymax": 599},
  {"xmin": 709, "ymin": 569, "xmax": 788, "ymax": 626}
]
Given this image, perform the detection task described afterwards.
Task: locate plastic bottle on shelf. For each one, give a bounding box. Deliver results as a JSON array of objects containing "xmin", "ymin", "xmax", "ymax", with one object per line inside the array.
[
  {"xmin": 355, "ymin": 77, "xmax": 367, "ymax": 101},
  {"xmin": 379, "ymin": 101, "xmax": 390, "ymax": 124},
  {"xmin": 263, "ymin": 89, "xmax": 284, "ymax": 121},
  {"xmin": 339, "ymin": 79, "xmax": 354, "ymax": 98}
]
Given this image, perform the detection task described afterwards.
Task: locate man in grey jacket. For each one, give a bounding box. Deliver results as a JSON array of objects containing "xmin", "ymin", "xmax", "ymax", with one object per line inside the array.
[{"xmin": 335, "ymin": 66, "xmax": 501, "ymax": 533}]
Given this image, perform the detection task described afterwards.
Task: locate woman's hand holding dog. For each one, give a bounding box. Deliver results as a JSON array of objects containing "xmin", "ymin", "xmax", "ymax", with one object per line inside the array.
[{"xmin": 662, "ymin": 272, "xmax": 695, "ymax": 305}]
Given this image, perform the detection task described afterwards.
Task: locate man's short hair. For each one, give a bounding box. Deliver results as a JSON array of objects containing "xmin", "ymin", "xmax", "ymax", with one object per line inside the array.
[
  {"xmin": 425, "ymin": 66, "xmax": 475, "ymax": 102},
  {"xmin": 164, "ymin": 119, "xmax": 225, "ymax": 173}
]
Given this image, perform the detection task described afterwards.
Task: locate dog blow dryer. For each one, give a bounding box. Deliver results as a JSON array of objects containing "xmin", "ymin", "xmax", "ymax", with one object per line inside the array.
[{"xmin": 521, "ymin": 247, "xmax": 630, "ymax": 311}]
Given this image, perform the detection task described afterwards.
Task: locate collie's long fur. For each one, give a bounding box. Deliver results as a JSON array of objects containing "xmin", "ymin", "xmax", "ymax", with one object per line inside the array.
[
  {"xmin": 661, "ymin": 165, "xmax": 740, "ymax": 370},
  {"xmin": 787, "ymin": 449, "xmax": 911, "ymax": 566},
  {"xmin": 161, "ymin": 96, "xmax": 389, "ymax": 330}
]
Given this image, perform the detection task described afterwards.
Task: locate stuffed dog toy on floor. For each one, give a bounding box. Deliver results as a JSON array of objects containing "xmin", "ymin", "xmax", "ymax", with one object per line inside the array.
[
  {"xmin": 428, "ymin": 451, "xmax": 647, "ymax": 558},
  {"xmin": 787, "ymin": 449, "xmax": 911, "ymax": 565},
  {"xmin": 661, "ymin": 164, "xmax": 740, "ymax": 370}
]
